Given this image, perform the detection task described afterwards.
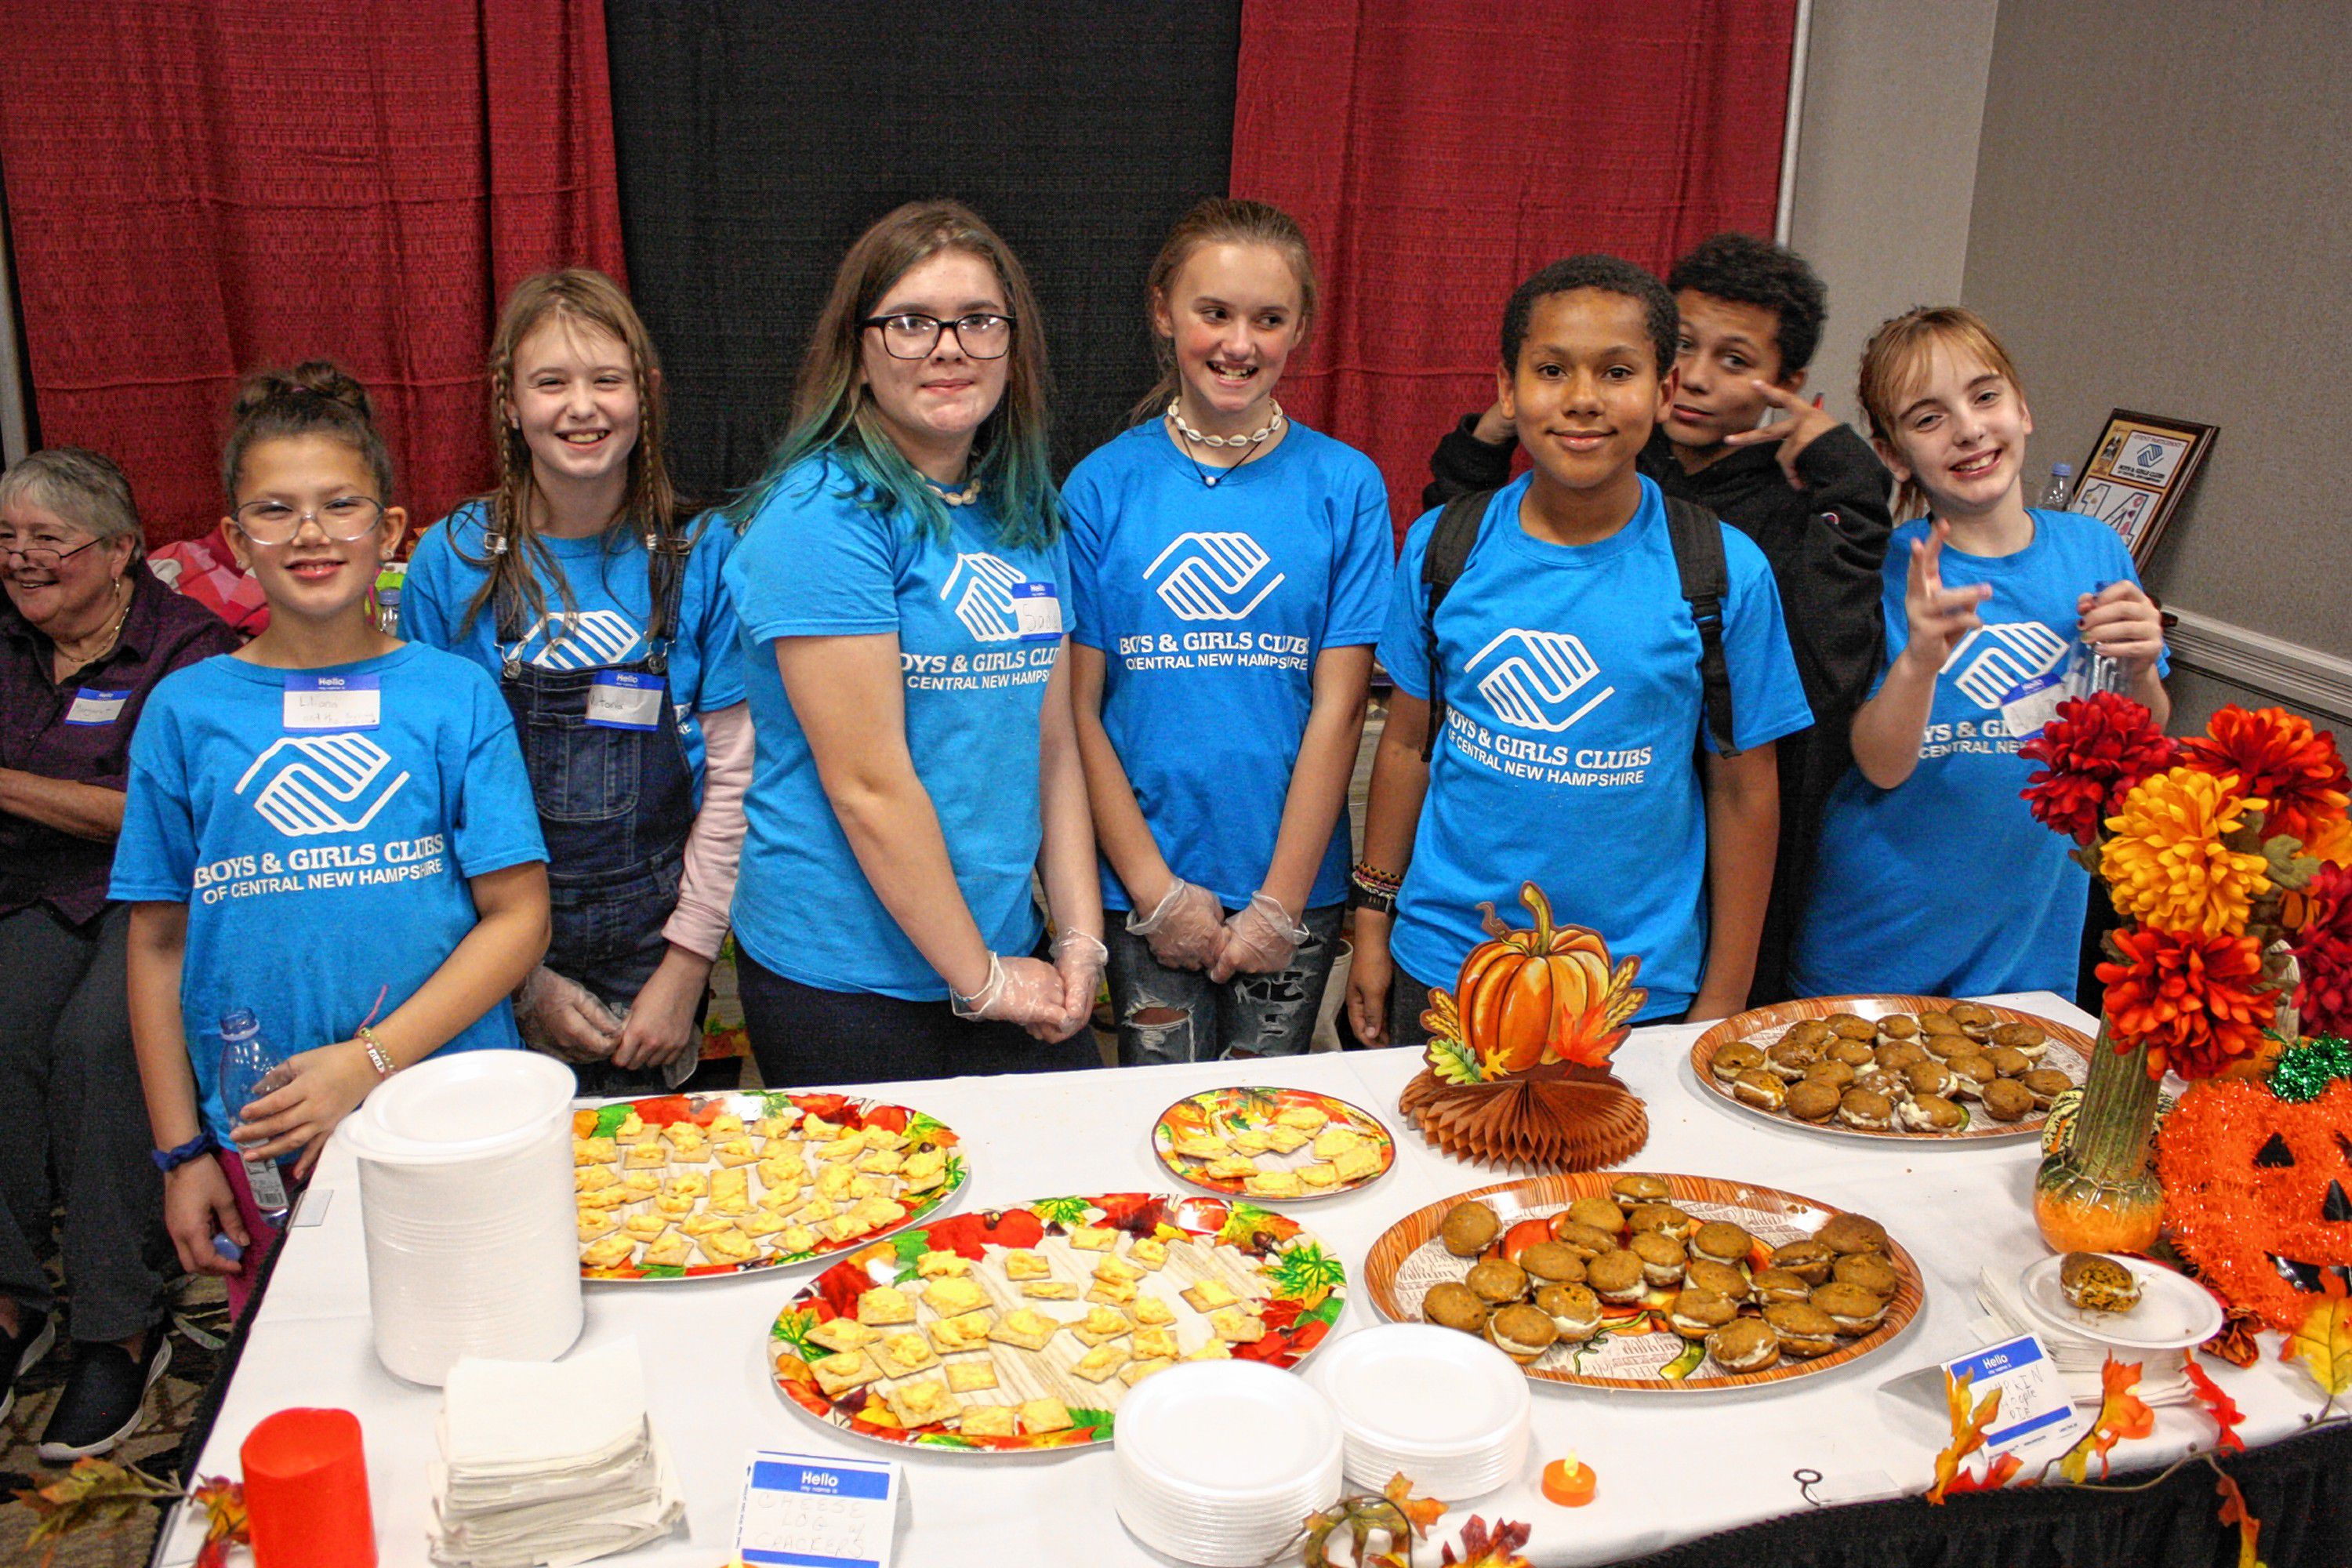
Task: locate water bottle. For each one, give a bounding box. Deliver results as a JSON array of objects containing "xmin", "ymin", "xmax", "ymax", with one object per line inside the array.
[
  {"xmin": 218, "ymin": 1009, "xmax": 295, "ymax": 1223},
  {"xmin": 2039, "ymin": 462, "xmax": 2074, "ymax": 509}
]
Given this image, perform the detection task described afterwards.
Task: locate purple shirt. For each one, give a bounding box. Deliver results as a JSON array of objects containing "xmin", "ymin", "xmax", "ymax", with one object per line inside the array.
[{"xmin": 1, "ymin": 566, "xmax": 241, "ymax": 926}]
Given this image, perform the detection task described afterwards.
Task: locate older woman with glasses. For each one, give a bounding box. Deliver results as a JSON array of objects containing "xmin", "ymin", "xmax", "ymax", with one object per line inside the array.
[{"xmin": 0, "ymin": 449, "xmax": 238, "ymax": 1460}]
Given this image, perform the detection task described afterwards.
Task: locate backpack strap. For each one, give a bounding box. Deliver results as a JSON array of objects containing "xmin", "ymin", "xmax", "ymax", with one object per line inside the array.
[
  {"xmin": 1663, "ymin": 495, "xmax": 1740, "ymax": 757},
  {"xmin": 1418, "ymin": 489, "xmax": 1492, "ymax": 760}
]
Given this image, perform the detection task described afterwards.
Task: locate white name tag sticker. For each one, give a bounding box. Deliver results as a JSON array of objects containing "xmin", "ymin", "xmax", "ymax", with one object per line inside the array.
[
  {"xmin": 1943, "ymin": 1333, "xmax": 2088, "ymax": 1471},
  {"xmin": 735, "ymin": 1448, "xmax": 898, "ymax": 1568},
  {"xmin": 283, "ymin": 674, "xmax": 380, "ymax": 731},
  {"xmin": 585, "ymin": 670, "xmax": 666, "ymax": 731},
  {"xmin": 64, "ymin": 687, "xmax": 130, "ymax": 725},
  {"xmin": 1011, "ymin": 581, "xmax": 1062, "ymax": 644},
  {"xmin": 1998, "ymin": 671, "xmax": 2070, "ymax": 742}
]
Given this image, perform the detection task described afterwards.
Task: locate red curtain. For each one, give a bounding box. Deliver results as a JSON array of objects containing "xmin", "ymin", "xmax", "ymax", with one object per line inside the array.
[
  {"xmin": 0, "ymin": 2, "xmax": 625, "ymax": 546},
  {"xmin": 1233, "ymin": 0, "xmax": 1798, "ymax": 537}
]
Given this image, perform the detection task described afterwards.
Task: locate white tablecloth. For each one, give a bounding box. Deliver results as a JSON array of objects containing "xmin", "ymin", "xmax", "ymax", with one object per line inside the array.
[{"xmin": 160, "ymin": 993, "xmax": 2327, "ymax": 1567}]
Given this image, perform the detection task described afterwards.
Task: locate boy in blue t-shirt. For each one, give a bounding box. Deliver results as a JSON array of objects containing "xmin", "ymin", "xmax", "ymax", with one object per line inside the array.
[{"xmin": 1346, "ymin": 256, "xmax": 1812, "ymax": 1043}]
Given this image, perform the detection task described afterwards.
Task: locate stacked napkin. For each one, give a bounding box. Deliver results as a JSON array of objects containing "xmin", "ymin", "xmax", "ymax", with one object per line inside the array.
[
  {"xmin": 1974, "ymin": 1266, "xmax": 2190, "ymax": 1405},
  {"xmin": 429, "ymin": 1339, "xmax": 684, "ymax": 1567}
]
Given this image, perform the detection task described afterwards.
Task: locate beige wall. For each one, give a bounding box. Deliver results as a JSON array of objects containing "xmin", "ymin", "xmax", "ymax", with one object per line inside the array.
[
  {"xmin": 1961, "ymin": 1, "xmax": 2350, "ymax": 661},
  {"xmin": 1784, "ymin": 0, "xmax": 2002, "ymax": 429}
]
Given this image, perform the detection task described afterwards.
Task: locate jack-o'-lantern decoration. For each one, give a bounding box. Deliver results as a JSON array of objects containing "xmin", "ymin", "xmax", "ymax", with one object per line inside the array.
[
  {"xmin": 1446, "ymin": 884, "xmax": 1647, "ymax": 1079},
  {"xmin": 2158, "ymin": 1067, "xmax": 2352, "ymax": 1332},
  {"xmin": 1399, "ymin": 884, "xmax": 1650, "ymax": 1170}
]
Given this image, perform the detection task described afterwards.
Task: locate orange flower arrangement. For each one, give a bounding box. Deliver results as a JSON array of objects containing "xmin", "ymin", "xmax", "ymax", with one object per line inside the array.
[{"xmin": 2023, "ymin": 699, "xmax": 2350, "ymax": 1081}]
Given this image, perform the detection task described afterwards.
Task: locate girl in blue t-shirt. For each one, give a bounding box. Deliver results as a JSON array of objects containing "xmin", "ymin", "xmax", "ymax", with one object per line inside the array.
[
  {"xmin": 118, "ymin": 364, "xmax": 550, "ymax": 1315},
  {"xmin": 722, "ymin": 201, "xmax": 1105, "ymax": 1084},
  {"xmin": 1791, "ymin": 307, "xmax": 2169, "ymax": 997},
  {"xmin": 1065, "ymin": 199, "xmax": 1391, "ymax": 1064},
  {"xmin": 402, "ymin": 271, "xmax": 748, "ymax": 1094}
]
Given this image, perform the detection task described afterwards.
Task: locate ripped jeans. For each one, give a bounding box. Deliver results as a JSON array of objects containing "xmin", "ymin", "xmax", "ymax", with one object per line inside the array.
[{"xmin": 1104, "ymin": 903, "xmax": 1345, "ymax": 1066}]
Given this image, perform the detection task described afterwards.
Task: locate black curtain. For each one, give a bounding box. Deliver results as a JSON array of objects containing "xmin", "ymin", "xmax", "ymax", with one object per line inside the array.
[{"xmin": 604, "ymin": 0, "xmax": 1243, "ymax": 500}]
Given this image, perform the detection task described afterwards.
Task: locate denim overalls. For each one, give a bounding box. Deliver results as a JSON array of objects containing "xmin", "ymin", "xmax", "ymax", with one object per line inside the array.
[{"xmin": 499, "ymin": 558, "xmax": 695, "ymax": 1093}]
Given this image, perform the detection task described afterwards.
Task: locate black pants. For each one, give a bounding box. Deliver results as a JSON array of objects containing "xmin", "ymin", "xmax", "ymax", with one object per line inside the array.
[
  {"xmin": 735, "ymin": 947, "xmax": 1101, "ymax": 1087},
  {"xmin": 0, "ymin": 904, "xmax": 167, "ymax": 1343}
]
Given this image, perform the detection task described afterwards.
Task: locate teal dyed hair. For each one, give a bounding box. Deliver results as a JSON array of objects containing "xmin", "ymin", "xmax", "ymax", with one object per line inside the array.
[{"xmin": 727, "ymin": 200, "xmax": 1061, "ymax": 550}]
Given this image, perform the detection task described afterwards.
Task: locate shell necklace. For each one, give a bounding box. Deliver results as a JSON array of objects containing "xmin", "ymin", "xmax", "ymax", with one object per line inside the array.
[{"xmin": 1166, "ymin": 399, "xmax": 1284, "ymax": 488}]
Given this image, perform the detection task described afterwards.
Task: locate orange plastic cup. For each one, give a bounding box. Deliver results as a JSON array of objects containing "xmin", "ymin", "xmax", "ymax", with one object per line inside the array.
[{"xmin": 241, "ymin": 1407, "xmax": 378, "ymax": 1567}]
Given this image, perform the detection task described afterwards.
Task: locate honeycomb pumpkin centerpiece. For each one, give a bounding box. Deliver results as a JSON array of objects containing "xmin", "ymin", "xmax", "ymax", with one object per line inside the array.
[
  {"xmin": 1455, "ymin": 884, "xmax": 1647, "ymax": 1079},
  {"xmin": 1400, "ymin": 882, "xmax": 1652, "ymax": 1170}
]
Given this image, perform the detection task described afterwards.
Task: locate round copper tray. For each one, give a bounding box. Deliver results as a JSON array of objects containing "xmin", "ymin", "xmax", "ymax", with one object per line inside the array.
[
  {"xmin": 1688, "ymin": 994, "xmax": 2093, "ymax": 1142},
  {"xmin": 1363, "ymin": 1171, "xmax": 1923, "ymax": 1392}
]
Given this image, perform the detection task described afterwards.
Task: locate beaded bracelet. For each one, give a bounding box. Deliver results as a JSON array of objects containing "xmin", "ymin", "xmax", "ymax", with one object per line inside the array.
[
  {"xmin": 1350, "ymin": 861, "xmax": 1403, "ymax": 894},
  {"xmin": 356, "ymin": 1024, "xmax": 397, "ymax": 1081}
]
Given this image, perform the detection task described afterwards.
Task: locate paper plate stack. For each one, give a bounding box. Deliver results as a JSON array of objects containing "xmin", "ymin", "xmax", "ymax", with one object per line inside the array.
[
  {"xmin": 343, "ymin": 1051, "xmax": 583, "ymax": 1385},
  {"xmin": 1305, "ymin": 1325, "xmax": 1530, "ymax": 1497},
  {"xmin": 1113, "ymin": 1361, "xmax": 1343, "ymax": 1567}
]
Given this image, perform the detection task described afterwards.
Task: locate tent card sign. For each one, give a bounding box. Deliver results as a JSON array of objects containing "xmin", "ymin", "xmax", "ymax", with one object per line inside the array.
[{"xmin": 735, "ymin": 1450, "xmax": 901, "ymax": 1568}]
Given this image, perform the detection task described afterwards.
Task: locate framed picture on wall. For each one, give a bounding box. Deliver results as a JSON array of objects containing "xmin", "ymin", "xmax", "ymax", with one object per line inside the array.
[{"xmin": 2066, "ymin": 408, "xmax": 2218, "ymax": 565}]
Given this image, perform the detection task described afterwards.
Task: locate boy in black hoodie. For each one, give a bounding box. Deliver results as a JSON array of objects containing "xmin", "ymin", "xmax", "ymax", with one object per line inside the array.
[{"xmin": 1423, "ymin": 233, "xmax": 1890, "ymax": 1005}]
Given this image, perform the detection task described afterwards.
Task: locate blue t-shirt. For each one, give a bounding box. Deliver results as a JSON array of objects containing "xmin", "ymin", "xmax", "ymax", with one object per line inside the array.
[
  {"xmin": 110, "ymin": 645, "xmax": 547, "ymax": 1142},
  {"xmin": 398, "ymin": 503, "xmax": 746, "ymax": 791},
  {"xmin": 1065, "ymin": 421, "xmax": 1392, "ymax": 912},
  {"xmin": 1377, "ymin": 474, "xmax": 1813, "ymax": 1019},
  {"xmin": 725, "ymin": 459, "xmax": 1070, "ymax": 1000},
  {"xmin": 1791, "ymin": 509, "xmax": 2165, "ymax": 998}
]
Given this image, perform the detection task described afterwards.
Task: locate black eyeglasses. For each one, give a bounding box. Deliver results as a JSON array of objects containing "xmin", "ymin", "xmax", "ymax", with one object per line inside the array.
[
  {"xmin": 858, "ymin": 313, "xmax": 1015, "ymax": 360},
  {"xmin": 0, "ymin": 535, "xmax": 102, "ymax": 572}
]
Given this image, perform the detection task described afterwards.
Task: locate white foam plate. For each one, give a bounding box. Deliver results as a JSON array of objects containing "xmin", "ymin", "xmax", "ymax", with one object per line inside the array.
[
  {"xmin": 2016, "ymin": 1254, "xmax": 2223, "ymax": 1350},
  {"xmin": 1308, "ymin": 1324, "xmax": 1527, "ymax": 1453},
  {"xmin": 356, "ymin": 1051, "xmax": 575, "ymax": 1158},
  {"xmin": 1116, "ymin": 1361, "xmax": 1340, "ymax": 1501}
]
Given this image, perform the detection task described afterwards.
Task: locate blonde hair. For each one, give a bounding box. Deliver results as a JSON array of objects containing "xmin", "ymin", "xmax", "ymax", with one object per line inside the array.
[
  {"xmin": 1131, "ymin": 198, "xmax": 1318, "ymax": 424},
  {"xmin": 459, "ymin": 268, "xmax": 685, "ymax": 642},
  {"xmin": 1856, "ymin": 305, "xmax": 2027, "ymax": 519}
]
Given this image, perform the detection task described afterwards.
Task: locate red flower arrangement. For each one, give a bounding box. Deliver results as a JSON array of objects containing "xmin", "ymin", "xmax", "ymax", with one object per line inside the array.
[
  {"xmin": 2290, "ymin": 862, "xmax": 2352, "ymax": 1040},
  {"xmin": 2018, "ymin": 692, "xmax": 2176, "ymax": 846},
  {"xmin": 2180, "ymin": 705, "xmax": 2352, "ymax": 846},
  {"xmin": 2096, "ymin": 925, "xmax": 2278, "ymax": 1080}
]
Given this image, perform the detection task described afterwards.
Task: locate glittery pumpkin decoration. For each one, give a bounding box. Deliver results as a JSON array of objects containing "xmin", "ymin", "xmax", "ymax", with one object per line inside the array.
[{"xmin": 2157, "ymin": 1076, "xmax": 2352, "ymax": 1331}]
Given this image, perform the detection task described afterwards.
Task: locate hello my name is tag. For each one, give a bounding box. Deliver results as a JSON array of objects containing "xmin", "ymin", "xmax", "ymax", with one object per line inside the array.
[
  {"xmin": 283, "ymin": 674, "xmax": 381, "ymax": 731},
  {"xmin": 585, "ymin": 670, "xmax": 666, "ymax": 731},
  {"xmin": 64, "ymin": 687, "xmax": 130, "ymax": 725}
]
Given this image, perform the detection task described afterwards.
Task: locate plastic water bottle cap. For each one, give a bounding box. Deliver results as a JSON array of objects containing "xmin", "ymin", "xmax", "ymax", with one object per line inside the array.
[
  {"xmin": 2053, "ymin": 463, "xmax": 2073, "ymax": 477},
  {"xmin": 220, "ymin": 1008, "xmax": 260, "ymax": 1041},
  {"xmin": 212, "ymin": 1233, "xmax": 245, "ymax": 1263}
]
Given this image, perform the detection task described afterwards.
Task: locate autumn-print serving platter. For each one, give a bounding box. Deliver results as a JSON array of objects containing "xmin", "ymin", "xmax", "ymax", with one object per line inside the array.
[
  {"xmin": 1151, "ymin": 1085, "xmax": 1396, "ymax": 1200},
  {"xmin": 1689, "ymin": 994, "xmax": 2095, "ymax": 1142},
  {"xmin": 571, "ymin": 1090, "xmax": 966, "ymax": 1282},
  {"xmin": 768, "ymin": 1192, "xmax": 1347, "ymax": 1451},
  {"xmin": 1364, "ymin": 1172, "xmax": 1923, "ymax": 1392}
]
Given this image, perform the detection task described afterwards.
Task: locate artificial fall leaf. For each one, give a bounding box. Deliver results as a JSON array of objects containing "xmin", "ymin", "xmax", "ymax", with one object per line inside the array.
[
  {"xmin": 2215, "ymin": 1469, "xmax": 2267, "ymax": 1568},
  {"xmin": 17, "ymin": 1459, "xmax": 183, "ymax": 1561},
  {"xmin": 1384, "ymin": 1472, "xmax": 1446, "ymax": 1538},
  {"xmin": 1927, "ymin": 1370, "xmax": 2002, "ymax": 1504},
  {"xmin": 2185, "ymin": 1355, "xmax": 2249, "ymax": 1454},
  {"xmin": 1940, "ymin": 1451, "xmax": 2027, "ymax": 1495},
  {"xmin": 2205, "ymin": 1305, "xmax": 2265, "ymax": 1368},
  {"xmin": 1441, "ymin": 1515, "xmax": 1534, "ymax": 1568},
  {"xmin": 189, "ymin": 1475, "xmax": 250, "ymax": 1568},
  {"xmin": 2059, "ymin": 1357, "xmax": 2154, "ymax": 1483},
  {"xmin": 2284, "ymin": 1294, "xmax": 2352, "ymax": 1396}
]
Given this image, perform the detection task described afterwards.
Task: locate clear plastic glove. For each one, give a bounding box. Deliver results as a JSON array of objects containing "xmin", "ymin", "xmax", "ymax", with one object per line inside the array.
[
  {"xmin": 1047, "ymin": 931, "xmax": 1109, "ymax": 1042},
  {"xmin": 514, "ymin": 965, "xmax": 623, "ymax": 1063},
  {"xmin": 1207, "ymin": 891, "xmax": 1310, "ymax": 982},
  {"xmin": 1124, "ymin": 878, "xmax": 1226, "ymax": 971},
  {"xmin": 948, "ymin": 954, "xmax": 1069, "ymax": 1031}
]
